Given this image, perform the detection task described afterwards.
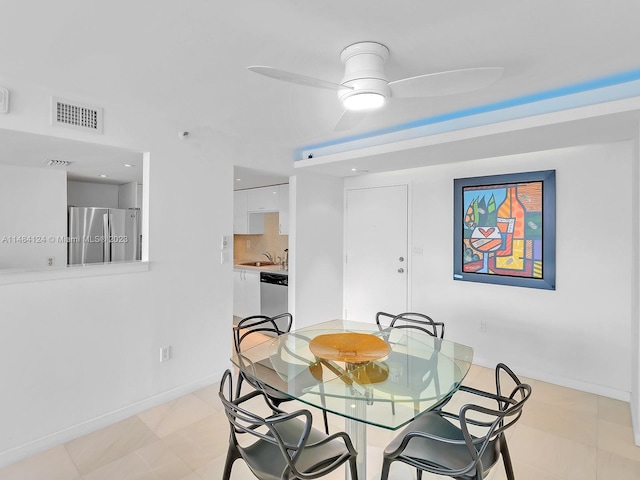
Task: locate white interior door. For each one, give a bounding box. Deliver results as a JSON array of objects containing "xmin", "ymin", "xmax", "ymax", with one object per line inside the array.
[{"xmin": 345, "ymin": 185, "xmax": 408, "ymax": 323}]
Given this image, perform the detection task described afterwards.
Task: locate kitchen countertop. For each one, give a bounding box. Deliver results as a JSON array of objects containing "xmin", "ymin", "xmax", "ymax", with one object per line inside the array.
[{"xmin": 233, "ymin": 263, "xmax": 289, "ymax": 274}]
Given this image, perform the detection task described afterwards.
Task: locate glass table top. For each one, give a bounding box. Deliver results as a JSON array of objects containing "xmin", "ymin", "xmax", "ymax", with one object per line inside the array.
[{"xmin": 231, "ymin": 319, "xmax": 474, "ymax": 430}]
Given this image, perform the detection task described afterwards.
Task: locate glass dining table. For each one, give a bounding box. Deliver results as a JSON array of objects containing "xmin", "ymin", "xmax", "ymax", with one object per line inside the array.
[{"xmin": 230, "ymin": 319, "xmax": 474, "ymax": 480}]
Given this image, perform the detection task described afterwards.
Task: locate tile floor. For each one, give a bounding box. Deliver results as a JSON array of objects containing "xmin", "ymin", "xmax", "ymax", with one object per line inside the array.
[{"xmin": 1, "ymin": 347, "xmax": 640, "ymax": 479}]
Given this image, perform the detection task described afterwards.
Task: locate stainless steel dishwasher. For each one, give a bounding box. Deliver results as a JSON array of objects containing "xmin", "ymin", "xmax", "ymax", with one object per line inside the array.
[{"xmin": 260, "ymin": 272, "xmax": 289, "ymax": 327}]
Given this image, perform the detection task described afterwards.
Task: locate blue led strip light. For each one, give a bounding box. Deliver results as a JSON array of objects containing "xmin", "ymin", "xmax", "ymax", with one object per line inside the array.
[{"xmin": 295, "ymin": 68, "xmax": 640, "ymax": 160}]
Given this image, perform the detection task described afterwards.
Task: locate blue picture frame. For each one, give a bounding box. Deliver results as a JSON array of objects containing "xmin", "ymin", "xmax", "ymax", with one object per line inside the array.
[{"xmin": 453, "ymin": 170, "xmax": 556, "ymax": 290}]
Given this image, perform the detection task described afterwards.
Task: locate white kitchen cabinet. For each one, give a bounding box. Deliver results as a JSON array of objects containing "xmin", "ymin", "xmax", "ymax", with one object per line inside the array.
[
  {"xmin": 234, "ymin": 190, "xmax": 264, "ymax": 234},
  {"xmin": 233, "ymin": 269, "xmax": 261, "ymax": 318},
  {"xmin": 278, "ymin": 184, "xmax": 289, "ymax": 235},
  {"xmin": 233, "ymin": 190, "xmax": 248, "ymax": 234},
  {"xmin": 247, "ymin": 186, "xmax": 279, "ymax": 212}
]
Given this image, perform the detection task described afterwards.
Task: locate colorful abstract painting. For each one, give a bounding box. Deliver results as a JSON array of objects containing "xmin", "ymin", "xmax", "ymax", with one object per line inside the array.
[{"xmin": 453, "ymin": 170, "xmax": 556, "ymax": 290}]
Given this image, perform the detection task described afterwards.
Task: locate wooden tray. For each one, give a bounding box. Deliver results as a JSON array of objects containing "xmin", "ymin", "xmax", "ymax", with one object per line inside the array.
[{"xmin": 309, "ymin": 332, "xmax": 390, "ymax": 364}]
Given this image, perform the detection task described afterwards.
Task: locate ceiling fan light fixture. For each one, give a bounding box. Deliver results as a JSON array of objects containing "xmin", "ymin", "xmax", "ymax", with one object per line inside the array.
[
  {"xmin": 248, "ymin": 40, "xmax": 504, "ymax": 131},
  {"xmin": 343, "ymin": 92, "xmax": 385, "ymax": 111}
]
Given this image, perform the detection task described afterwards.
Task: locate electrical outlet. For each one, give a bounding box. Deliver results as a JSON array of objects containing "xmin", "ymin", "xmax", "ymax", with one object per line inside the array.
[
  {"xmin": 480, "ymin": 320, "xmax": 487, "ymax": 333},
  {"xmin": 159, "ymin": 346, "xmax": 172, "ymax": 362},
  {"xmin": 47, "ymin": 256, "xmax": 55, "ymax": 267}
]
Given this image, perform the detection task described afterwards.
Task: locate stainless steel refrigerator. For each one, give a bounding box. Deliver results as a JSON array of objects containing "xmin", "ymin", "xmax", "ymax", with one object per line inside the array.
[{"xmin": 68, "ymin": 207, "xmax": 141, "ymax": 265}]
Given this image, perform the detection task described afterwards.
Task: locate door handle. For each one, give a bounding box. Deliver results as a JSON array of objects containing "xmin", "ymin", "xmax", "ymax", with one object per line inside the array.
[{"xmin": 398, "ymin": 268, "xmax": 404, "ymax": 273}]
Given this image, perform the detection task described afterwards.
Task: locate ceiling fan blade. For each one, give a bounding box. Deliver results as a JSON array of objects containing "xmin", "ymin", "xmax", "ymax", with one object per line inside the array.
[
  {"xmin": 389, "ymin": 67, "xmax": 504, "ymax": 99},
  {"xmin": 248, "ymin": 66, "xmax": 351, "ymax": 91},
  {"xmin": 334, "ymin": 109, "xmax": 369, "ymax": 131}
]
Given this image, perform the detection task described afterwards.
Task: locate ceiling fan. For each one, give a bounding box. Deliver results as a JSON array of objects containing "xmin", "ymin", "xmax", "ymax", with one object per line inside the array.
[{"xmin": 248, "ymin": 41, "xmax": 504, "ymax": 131}]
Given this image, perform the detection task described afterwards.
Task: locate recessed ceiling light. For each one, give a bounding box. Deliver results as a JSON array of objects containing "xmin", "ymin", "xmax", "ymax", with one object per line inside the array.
[
  {"xmin": 99, "ymin": 174, "xmax": 109, "ymax": 178},
  {"xmin": 236, "ymin": 178, "xmax": 242, "ymax": 182},
  {"xmin": 124, "ymin": 163, "xmax": 135, "ymax": 168}
]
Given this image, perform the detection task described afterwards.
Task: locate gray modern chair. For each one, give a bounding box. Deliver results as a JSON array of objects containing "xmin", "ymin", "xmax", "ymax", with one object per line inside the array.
[
  {"xmin": 380, "ymin": 363, "xmax": 531, "ymax": 480},
  {"xmin": 219, "ymin": 369, "xmax": 359, "ymax": 480},
  {"xmin": 375, "ymin": 311, "xmax": 445, "ymax": 339},
  {"xmin": 376, "ymin": 311, "xmax": 446, "ymax": 415},
  {"xmin": 233, "ymin": 313, "xmax": 330, "ymax": 434},
  {"xmin": 233, "ymin": 313, "xmax": 293, "ymax": 400}
]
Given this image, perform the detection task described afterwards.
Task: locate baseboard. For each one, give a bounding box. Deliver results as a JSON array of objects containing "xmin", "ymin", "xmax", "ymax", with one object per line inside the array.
[
  {"xmin": 631, "ymin": 391, "xmax": 640, "ymax": 447},
  {"xmin": 471, "ymin": 357, "xmax": 631, "ymax": 402},
  {"xmin": 0, "ymin": 368, "xmax": 228, "ymax": 469},
  {"xmin": 3, "ymin": 359, "xmax": 635, "ymax": 467}
]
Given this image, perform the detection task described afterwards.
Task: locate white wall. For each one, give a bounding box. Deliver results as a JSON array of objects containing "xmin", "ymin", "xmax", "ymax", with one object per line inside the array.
[
  {"xmin": 0, "ymin": 164, "xmax": 67, "ymax": 270},
  {"xmin": 632, "ymin": 129, "xmax": 640, "ymax": 444},
  {"xmin": 290, "ymin": 171, "xmax": 344, "ymax": 329},
  {"xmin": 67, "ymin": 180, "xmax": 119, "ymax": 207},
  {"xmin": 117, "ymin": 181, "xmax": 139, "ymax": 209},
  {"xmin": 346, "ymin": 141, "xmax": 633, "ymax": 399},
  {"xmin": 0, "ymin": 80, "xmax": 243, "ymax": 465}
]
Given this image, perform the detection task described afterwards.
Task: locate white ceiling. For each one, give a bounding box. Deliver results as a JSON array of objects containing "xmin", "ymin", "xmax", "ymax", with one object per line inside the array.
[
  {"xmin": 0, "ymin": 129, "xmax": 143, "ymax": 185},
  {"xmin": 234, "ymin": 166, "xmax": 288, "ymax": 191},
  {"xmin": 0, "ymin": 1, "xmax": 639, "ymax": 182}
]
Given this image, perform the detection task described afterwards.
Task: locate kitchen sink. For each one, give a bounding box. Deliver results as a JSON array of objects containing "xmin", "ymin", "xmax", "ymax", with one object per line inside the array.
[{"xmin": 238, "ymin": 261, "xmax": 276, "ymax": 267}]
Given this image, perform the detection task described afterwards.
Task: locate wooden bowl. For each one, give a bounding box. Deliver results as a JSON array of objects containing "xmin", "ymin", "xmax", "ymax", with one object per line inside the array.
[{"xmin": 309, "ymin": 332, "xmax": 389, "ymax": 364}]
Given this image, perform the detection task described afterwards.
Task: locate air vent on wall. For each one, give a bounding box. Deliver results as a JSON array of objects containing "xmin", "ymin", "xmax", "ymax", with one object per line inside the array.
[
  {"xmin": 51, "ymin": 97, "xmax": 103, "ymax": 133},
  {"xmin": 46, "ymin": 159, "xmax": 72, "ymax": 167}
]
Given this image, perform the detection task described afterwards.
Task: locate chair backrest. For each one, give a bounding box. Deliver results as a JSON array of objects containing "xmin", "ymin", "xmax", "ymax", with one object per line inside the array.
[
  {"xmin": 376, "ymin": 311, "xmax": 445, "ymax": 338},
  {"xmin": 218, "ymin": 369, "xmax": 315, "ymax": 478},
  {"xmin": 233, "ymin": 313, "xmax": 293, "ymax": 353},
  {"xmin": 375, "ymin": 311, "xmax": 396, "ymax": 328},
  {"xmin": 455, "ymin": 363, "xmax": 531, "ymax": 475}
]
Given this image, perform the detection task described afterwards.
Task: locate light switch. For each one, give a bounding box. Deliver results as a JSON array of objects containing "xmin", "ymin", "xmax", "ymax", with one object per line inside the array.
[{"xmin": 0, "ymin": 87, "xmax": 9, "ymax": 114}]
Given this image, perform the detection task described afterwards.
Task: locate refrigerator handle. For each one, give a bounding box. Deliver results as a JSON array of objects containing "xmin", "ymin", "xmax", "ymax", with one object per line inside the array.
[
  {"xmin": 103, "ymin": 213, "xmax": 111, "ymax": 262},
  {"xmin": 132, "ymin": 211, "xmax": 140, "ymax": 260}
]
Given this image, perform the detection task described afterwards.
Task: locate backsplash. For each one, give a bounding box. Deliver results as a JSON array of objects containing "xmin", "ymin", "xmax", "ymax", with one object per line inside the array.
[{"xmin": 234, "ymin": 212, "xmax": 289, "ymax": 263}]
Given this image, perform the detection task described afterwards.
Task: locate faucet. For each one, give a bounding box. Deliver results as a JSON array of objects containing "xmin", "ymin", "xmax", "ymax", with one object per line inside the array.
[
  {"xmin": 284, "ymin": 248, "xmax": 289, "ymax": 270},
  {"xmin": 263, "ymin": 252, "xmax": 274, "ymax": 263}
]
